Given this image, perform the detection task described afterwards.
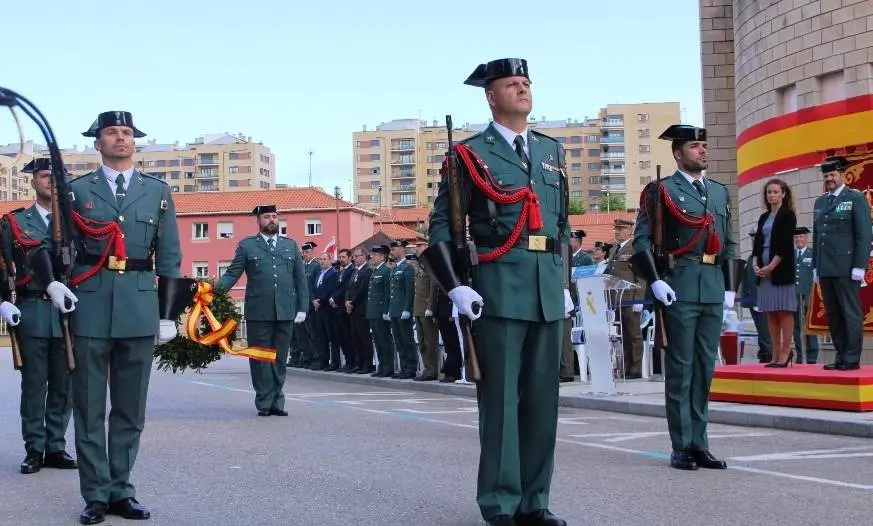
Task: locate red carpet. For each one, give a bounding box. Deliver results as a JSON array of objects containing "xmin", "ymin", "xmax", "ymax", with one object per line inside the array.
[{"xmin": 710, "ymin": 364, "xmax": 873, "ymax": 412}]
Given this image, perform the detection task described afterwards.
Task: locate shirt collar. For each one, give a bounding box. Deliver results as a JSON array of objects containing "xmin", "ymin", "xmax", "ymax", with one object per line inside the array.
[
  {"xmin": 678, "ymin": 169, "xmax": 705, "ymax": 187},
  {"xmin": 491, "ymin": 121, "xmax": 530, "ymax": 154},
  {"xmin": 619, "ymin": 239, "xmax": 630, "ymax": 249},
  {"xmin": 102, "ymin": 165, "xmax": 135, "ymax": 185},
  {"xmin": 34, "ymin": 202, "xmax": 51, "ymax": 223},
  {"xmin": 261, "ymin": 233, "xmax": 277, "ymax": 244},
  {"xmin": 831, "ymin": 184, "xmax": 846, "ymax": 197}
]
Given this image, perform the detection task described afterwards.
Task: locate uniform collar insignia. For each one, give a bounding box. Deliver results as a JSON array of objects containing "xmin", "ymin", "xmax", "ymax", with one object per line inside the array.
[{"xmin": 485, "ymin": 135, "xmax": 495, "ymax": 143}]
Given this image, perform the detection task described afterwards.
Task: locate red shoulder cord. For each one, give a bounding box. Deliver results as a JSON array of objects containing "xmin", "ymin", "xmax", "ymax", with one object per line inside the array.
[
  {"xmin": 640, "ymin": 183, "xmax": 721, "ymax": 256},
  {"xmin": 3, "ymin": 213, "xmax": 42, "ymax": 287},
  {"xmin": 454, "ymin": 144, "xmax": 544, "ymax": 263},
  {"xmin": 68, "ymin": 211, "xmax": 127, "ymax": 286}
]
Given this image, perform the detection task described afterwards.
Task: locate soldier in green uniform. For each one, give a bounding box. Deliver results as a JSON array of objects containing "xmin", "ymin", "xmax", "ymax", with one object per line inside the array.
[
  {"xmin": 560, "ymin": 229, "xmax": 593, "ymax": 382},
  {"xmin": 792, "ymin": 227, "xmax": 818, "ymax": 363},
  {"xmin": 288, "ymin": 241, "xmax": 318, "ymax": 367},
  {"xmin": 0, "ymin": 158, "xmax": 77, "ymax": 475},
  {"xmin": 630, "ymin": 124, "xmax": 743, "ymax": 472},
  {"xmin": 812, "ymin": 156, "xmax": 872, "ymax": 370},
  {"xmin": 366, "ymin": 245, "xmax": 395, "ymax": 377},
  {"xmin": 29, "ymin": 111, "xmax": 187, "ymax": 524},
  {"xmin": 217, "ymin": 205, "xmax": 309, "ymax": 414},
  {"xmin": 422, "ymin": 58, "xmax": 572, "ymax": 526},
  {"xmin": 388, "ymin": 239, "xmax": 416, "ymax": 379}
]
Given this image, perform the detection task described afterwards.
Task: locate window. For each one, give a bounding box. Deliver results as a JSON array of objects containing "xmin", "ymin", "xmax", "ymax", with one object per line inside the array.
[
  {"xmin": 569, "ymin": 149, "xmax": 581, "ymax": 158},
  {"xmin": 571, "ymin": 163, "xmax": 582, "ymax": 172},
  {"xmin": 638, "ymin": 144, "xmax": 651, "ymax": 153},
  {"xmin": 571, "ymin": 191, "xmax": 582, "ymax": 198},
  {"xmin": 192, "ymin": 262, "xmax": 209, "ymax": 279},
  {"xmin": 819, "ymin": 70, "xmax": 846, "ymax": 104},
  {"xmin": 777, "ymin": 84, "xmax": 798, "ymax": 114},
  {"xmin": 638, "ymin": 129, "xmax": 650, "ymax": 138},
  {"xmin": 305, "ymin": 219, "xmax": 322, "ymax": 236},
  {"xmin": 587, "ymin": 163, "xmax": 600, "ymax": 171},
  {"xmin": 571, "ymin": 177, "xmax": 582, "ymax": 185},
  {"xmin": 585, "ymin": 135, "xmax": 600, "ymax": 143},
  {"xmin": 639, "ymin": 160, "xmax": 651, "ymax": 170},
  {"xmin": 192, "ymin": 223, "xmax": 208, "ymax": 240},
  {"xmin": 569, "ymin": 136, "xmax": 582, "ymax": 143},
  {"xmin": 587, "ymin": 149, "xmax": 600, "ymax": 157},
  {"xmin": 637, "ymin": 113, "xmax": 649, "ymax": 122},
  {"xmin": 217, "ymin": 222, "xmax": 234, "ymax": 239},
  {"xmin": 229, "ymin": 166, "xmax": 239, "ymax": 174},
  {"xmin": 370, "ymin": 195, "xmax": 380, "ymax": 203},
  {"xmin": 217, "ymin": 261, "xmax": 231, "ymax": 278},
  {"xmin": 278, "ymin": 220, "xmax": 288, "ymax": 237},
  {"xmin": 588, "ymin": 176, "xmax": 601, "ymax": 184}
]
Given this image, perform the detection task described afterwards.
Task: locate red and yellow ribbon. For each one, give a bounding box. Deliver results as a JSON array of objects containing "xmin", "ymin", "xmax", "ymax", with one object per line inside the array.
[{"xmin": 185, "ymin": 281, "xmax": 276, "ymax": 362}]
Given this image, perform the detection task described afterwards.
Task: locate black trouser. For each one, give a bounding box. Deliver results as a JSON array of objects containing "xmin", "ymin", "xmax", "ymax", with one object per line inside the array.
[
  {"xmin": 437, "ymin": 317, "xmax": 462, "ymax": 378},
  {"xmin": 333, "ymin": 307, "xmax": 353, "ymax": 368},
  {"xmin": 289, "ymin": 306, "xmax": 314, "ymax": 366},
  {"xmin": 820, "ymin": 277, "xmax": 863, "ymax": 365},
  {"xmin": 350, "ymin": 315, "xmax": 374, "ymax": 370},
  {"xmin": 313, "ymin": 307, "xmax": 338, "ymax": 368},
  {"xmin": 749, "ymin": 307, "xmax": 773, "ymax": 362},
  {"xmin": 793, "ymin": 295, "xmax": 819, "ymax": 364}
]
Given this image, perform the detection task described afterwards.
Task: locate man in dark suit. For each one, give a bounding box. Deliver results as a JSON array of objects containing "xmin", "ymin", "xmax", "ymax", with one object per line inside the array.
[
  {"xmin": 345, "ymin": 247, "xmax": 374, "ymax": 373},
  {"xmin": 812, "ymin": 156, "xmax": 872, "ymax": 370},
  {"xmin": 311, "ymin": 253, "xmax": 339, "ymax": 370},
  {"xmin": 330, "ymin": 249, "xmax": 355, "ymax": 371}
]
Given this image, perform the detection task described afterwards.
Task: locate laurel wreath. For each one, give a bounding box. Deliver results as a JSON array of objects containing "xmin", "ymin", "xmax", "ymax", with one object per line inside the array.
[{"xmin": 152, "ymin": 280, "xmax": 242, "ymax": 374}]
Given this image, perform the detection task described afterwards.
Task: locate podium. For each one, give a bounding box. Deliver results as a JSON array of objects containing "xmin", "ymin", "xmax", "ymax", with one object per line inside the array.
[{"xmin": 570, "ymin": 268, "xmax": 640, "ymax": 395}]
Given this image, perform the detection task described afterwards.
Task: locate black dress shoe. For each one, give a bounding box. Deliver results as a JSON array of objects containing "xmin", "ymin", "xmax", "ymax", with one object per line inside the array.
[
  {"xmin": 824, "ymin": 362, "xmax": 844, "ymax": 370},
  {"xmin": 691, "ymin": 449, "xmax": 727, "ymax": 469},
  {"xmin": 487, "ymin": 515, "xmax": 516, "ymax": 526},
  {"xmin": 20, "ymin": 452, "xmax": 42, "ymax": 474},
  {"xmin": 257, "ymin": 410, "xmax": 270, "ymax": 417},
  {"xmin": 79, "ymin": 501, "xmax": 108, "ymax": 525},
  {"xmin": 269, "ymin": 408, "xmax": 288, "ymax": 416},
  {"xmin": 107, "ymin": 497, "xmax": 150, "ymax": 520},
  {"xmin": 440, "ymin": 375, "xmax": 459, "ymax": 383},
  {"xmin": 413, "ymin": 374, "xmax": 437, "ymax": 381},
  {"xmin": 514, "ymin": 509, "xmax": 567, "ymax": 526},
  {"xmin": 837, "ymin": 362, "xmax": 860, "ymax": 371},
  {"xmin": 670, "ymin": 450, "xmax": 698, "ymax": 470},
  {"xmin": 44, "ymin": 450, "xmax": 78, "ymax": 469},
  {"xmin": 559, "ymin": 376, "xmax": 574, "ymax": 383}
]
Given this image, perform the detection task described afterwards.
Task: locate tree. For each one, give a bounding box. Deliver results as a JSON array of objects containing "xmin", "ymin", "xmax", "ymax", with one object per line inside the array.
[
  {"xmin": 598, "ymin": 194, "xmax": 626, "ymax": 212},
  {"xmin": 568, "ymin": 198, "xmax": 586, "ymax": 215}
]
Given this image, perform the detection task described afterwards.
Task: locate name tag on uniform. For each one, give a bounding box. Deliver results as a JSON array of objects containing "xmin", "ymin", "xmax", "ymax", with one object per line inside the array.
[
  {"xmin": 837, "ymin": 201, "xmax": 853, "ymax": 212},
  {"xmin": 541, "ymin": 161, "xmax": 560, "ymax": 173},
  {"xmin": 803, "ymin": 257, "xmax": 811, "ymax": 263}
]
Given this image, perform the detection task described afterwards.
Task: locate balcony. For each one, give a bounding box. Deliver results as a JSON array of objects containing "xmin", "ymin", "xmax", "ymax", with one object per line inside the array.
[
  {"xmin": 601, "ymin": 167, "xmax": 626, "ymax": 175},
  {"xmin": 197, "ymin": 157, "xmax": 219, "ymax": 165},
  {"xmin": 392, "ymin": 171, "xmax": 415, "ymax": 179},
  {"xmin": 601, "ymin": 151, "xmax": 625, "ymax": 159},
  {"xmin": 390, "ymin": 158, "xmax": 415, "ymax": 166},
  {"xmin": 602, "ymin": 118, "xmax": 624, "ymax": 128},
  {"xmin": 391, "ymin": 141, "xmax": 416, "ymax": 151},
  {"xmin": 393, "ymin": 185, "xmax": 416, "ymax": 193},
  {"xmin": 600, "ymin": 136, "xmax": 624, "ymax": 143},
  {"xmin": 194, "ymin": 170, "xmax": 217, "ymax": 178}
]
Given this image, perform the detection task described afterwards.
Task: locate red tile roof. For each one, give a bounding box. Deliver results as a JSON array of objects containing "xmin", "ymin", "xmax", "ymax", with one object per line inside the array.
[
  {"xmin": 0, "ymin": 187, "xmax": 377, "ymax": 217},
  {"xmin": 373, "ymin": 207, "xmax": 431, "ymax": 225},
  {"xmin": 373, "ymin": 223, "xmax": 427, "ymax": 241}
]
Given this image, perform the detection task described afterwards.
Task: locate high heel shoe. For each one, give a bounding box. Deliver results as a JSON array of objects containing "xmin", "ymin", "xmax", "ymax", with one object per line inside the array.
[{"xmin": 765, "ymin": 353, "xmax": 793, "ymax": 368}]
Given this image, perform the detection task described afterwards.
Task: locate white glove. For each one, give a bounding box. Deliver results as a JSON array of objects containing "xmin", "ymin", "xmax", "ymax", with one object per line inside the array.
[
  {"xmin": 382, "ymin": 313, "xmax": 390, "ymax": 321},
  {"xmin": 632, "ymin": 303, "xmax": 643, "ymax": 313},
  {"xmin": 424, "ymin": 309, "xmax": 433, "ymax": 317},
  {"xmin": 0, "ymin": 301, "xmax": 21, "ymax": 326},
  {"xmin": 813, "ymin": 269, "xmax": 818, "ymax": 284},
  {"xmin": 564, "ymin": 289, "xmax": 574, "ymax": 316},
  {"xmin": 46, "ymin": 281, "xmax": 77, "ymax": 313},
  {"xmin": 401, "ymin": 311, "xmax": 411, "ymax": 320},
  {"xmin": 448, "ymin": 285, "xmax": 484, "ymax": 320},
  {"xmin": 651, "ymin": 280, "xmax": 677, "ymax": 306},
  {"xmin": 157, "ymin": 320, "xmax": 177, "ymax": 344},
  {"xmin": 451, "ymin": 303, "xmax": 458, "ymax": 320},
  {"xmin": 724, "ymin": 290, "xmax": 736, "ymax": 308},
  {"xmin": 851, "ymin": 268, "xmax": 865, "ymax": 281},
  {"xmin": 294, "ymin": 312, "xmax": 306, "ymax": 323}
]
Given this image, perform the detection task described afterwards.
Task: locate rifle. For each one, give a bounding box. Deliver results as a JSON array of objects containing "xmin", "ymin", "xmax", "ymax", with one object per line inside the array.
[
  {"xmin": 445, "ymin": 114, "xmax": 481, "ymax": 382},
  {"xmin": 652, "ymin": 164, "xmax": 669, "ymax": 350},
  {"xmin": 0, "ymin": 86, "xmax": 76, "ymax": 372},
  {"xmin": 0, "ymin": 228, "xmax": 23, "ymax": 370},
  {"xmin": 49, "ymin": 176, "xmax": 76, "ymax": 372}
]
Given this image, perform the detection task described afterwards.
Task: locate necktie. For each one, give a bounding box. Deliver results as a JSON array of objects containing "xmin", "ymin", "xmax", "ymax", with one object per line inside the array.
[
  {"xmin": 513, "ymin": 135, "xmax": 530, "ymax": 170},
  {"xmin": 115, "ymin": 173, "xmax": 126, "ymax": 205},
  {"xmin": 45, "ymin": 213, "xmax": 52, "ymax": 229},
  {"xmin": 267, "ymin": 237, "xmax": 275, "ymax": 250},
  {"xmin": 693, "ymin": 179, "xmax": 706, "ymax": 199},
  {"xmin": 827, "ymin": 194, "xmax": 836, "ymax": 208}
]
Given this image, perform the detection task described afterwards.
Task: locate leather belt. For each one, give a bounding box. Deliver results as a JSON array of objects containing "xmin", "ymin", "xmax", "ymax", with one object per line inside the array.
[
  {"xmin": 679, "ymin": 253, "xmax": 720, "ymax": 265},
  {"xmin": 79, "ymin": 254, "xmax": 154, "ymax": 272},
  {"xmin": 15, "ymin": 289, "xmax": 48, "ymax": 300},
  {"xmin": 474, "ymin": 234, "xmax": 562, "ymax": 254}
]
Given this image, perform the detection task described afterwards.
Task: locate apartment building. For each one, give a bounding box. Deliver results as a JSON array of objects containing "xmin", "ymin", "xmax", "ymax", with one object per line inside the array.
[
  {"xmin": 352, "ymin": 102, "xmax": 680, "ymax": 211},
  {"xmin": 0, "ymin": 132, "xmax": 275, "ymax": 194}
]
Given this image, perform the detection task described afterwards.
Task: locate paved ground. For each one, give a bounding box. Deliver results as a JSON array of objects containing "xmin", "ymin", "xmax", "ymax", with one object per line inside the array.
[{"xmin": 0, "ymin": 353, "xmax": 871, "ymax": 525}]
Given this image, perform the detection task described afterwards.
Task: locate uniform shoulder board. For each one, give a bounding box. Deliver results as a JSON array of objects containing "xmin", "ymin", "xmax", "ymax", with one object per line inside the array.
[
  {"xmin": 706, "ymin": 178, "xmax": 727, "ymax": 188},
  {"xmin": 531, "ymin": 129, "xmax": 559, "ymax": 144},
  {"xmin": 139, "ymin": 172, "xmax": 169, "ymax": 185},
  {"xmin": 9, "ymin": 207, "xmax": 26, "ymax": 214},
  {"xmin": 459, "ymin": 131, "xmax": 482, "ymax": 145}
]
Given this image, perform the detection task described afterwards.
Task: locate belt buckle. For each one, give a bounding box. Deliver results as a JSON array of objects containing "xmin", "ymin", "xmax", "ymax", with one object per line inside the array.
[
  {"xmin": 702, "ymin": 253, "xmax": 715, "ymax": 264},
  {"xmin": 527, "ymin": 235, "xmax": 547, "ymax": 252},
  {"xmin": 108, "ymin": 256, "xmax": 127, "ymax": 273}
]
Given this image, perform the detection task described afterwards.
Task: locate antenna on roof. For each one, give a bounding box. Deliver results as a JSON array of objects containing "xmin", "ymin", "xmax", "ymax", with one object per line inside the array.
[{"xmin": 307, "ymin": 149, "xmax": 313, "ymax": 187}]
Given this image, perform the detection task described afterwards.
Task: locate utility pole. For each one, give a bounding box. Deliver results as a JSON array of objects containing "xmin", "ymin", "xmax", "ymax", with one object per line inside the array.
[
  {"xmin": 308, "ymin": 149, "xmax": 313, "ymax": 187},
  {"xmin": 334, "ymin": 185, "xmax": 342, "ymax": 250}
]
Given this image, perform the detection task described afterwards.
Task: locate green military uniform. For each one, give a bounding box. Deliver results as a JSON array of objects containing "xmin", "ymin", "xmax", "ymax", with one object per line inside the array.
[
  {"xmin": 792, "ymin": 228, "xmax": 818, "ymax": 364},
  {"xmin": 217, "ymin": 205, "xmax": 309, "ymax": 414},
  {"xmin": 423, "ymin": 59, "xmax": 569, "ymax": 525},
  {"xmin": 2, "ymin": 194, "xmax": 75, "ymax": 474},
  {"xmin": 812, "ymin": 156, "xmax": 873, "ymax": 369},
  {"xmin": 366, "ymin": 245, "xmax": 395, "ymax": 377},
  {"xmin": 631, "ymin": 124, "xmax": 742, "ymax": 471},
  {"xmin": 289, "ymin": 242, "xmax": 319, "ymax": 367},
  {"xmin": 388, "ymin": 243, "xmax": 416, "ymax": 379},
  {"xmin": 30, "ymin": 112, "xmax": 188, "ymax": 523}
]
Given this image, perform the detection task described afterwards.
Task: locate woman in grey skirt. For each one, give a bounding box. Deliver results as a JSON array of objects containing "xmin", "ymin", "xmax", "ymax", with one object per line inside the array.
[{"xmin": 751, "ymin": 178, "xmax": 798, "ymax": 367}]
